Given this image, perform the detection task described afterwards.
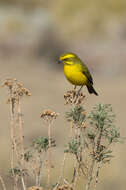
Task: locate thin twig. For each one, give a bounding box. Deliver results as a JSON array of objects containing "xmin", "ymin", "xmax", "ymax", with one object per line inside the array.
[
  {"xmin": 47, "ymin": 122, "xmax": 51, "ymax": 188},
  {"xmin": 17, "ymin": 98, "xmax": 25, "ymax": 167},
  {"xmin": 94, "ymin": 162, "xmax": 102, "ymax": 190},
  {"xmin": 21, "ymin": 177, "xmax": 26, "ymax": 190},
  {"xmin": 72, "ymin": 169, "xmax": 79, "ymax": 190},
  {"xmin": 9, "ymin": 88, "xmax": 15, "ymax": 175},
  {"xmin": 69, "ymin": 121, "xmax": 73, "ymax": 138},
  {"xmin": 17, "ymin": 98, "xmax": 26, "ymax": 190},
  {"xmin": 0, "ymin": 175, "xmax": 7, "ymax": 190},
  {"xmin": 58, "ymin": 153, "xmax": 67, "ymax": 184},
  {"xmin": 53, "ymin": 153, "xmax": 67, "ymax": 190},
  {"xmin": 72, "ymin": 156, "xmax": 79, "ymax": 189},
  {"xmin": 9, "ymin": 88, "xmax": 19, "ymax": 190},
  {"xmin": 85, "ymin": 158, "xmax": 95, "ymax": 190},
  {"xmin": 38, "ymin": 155, "xmax": 43, "ymax": 187},
  {"xmin": 85, "ymin": 140, "xmax": 95, "ymax": 190}
]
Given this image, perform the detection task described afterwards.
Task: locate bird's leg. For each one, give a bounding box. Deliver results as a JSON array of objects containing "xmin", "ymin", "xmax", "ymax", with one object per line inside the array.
[
  {"xmin": 74, "ymin": 85, "xmax": 77, "ymax": 91},
  {"xmin": 72, "ymin": 85, "xmax": 76, "ymax": 101},
  {"xmin": 73, "ymin": 85, "xmax": 77, "ymax": 95},
  {"xmin": 78, "ymin": 85, "xmax": 83, "ymax": 94}
]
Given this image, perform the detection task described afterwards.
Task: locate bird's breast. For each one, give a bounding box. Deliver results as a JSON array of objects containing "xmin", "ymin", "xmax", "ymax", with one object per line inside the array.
[{"xmin": 64, "ymin": 64, "xmax": 88, "ymax": 86}]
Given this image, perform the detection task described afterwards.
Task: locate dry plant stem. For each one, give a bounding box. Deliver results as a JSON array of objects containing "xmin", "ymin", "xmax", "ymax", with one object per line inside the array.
[
  {"xmin": 38, "ymin": 155, "xmax": 43, "ymax": 187},
  {"xmin": 71, "ymin": 167, "xmax": 76, "ymax": 184},
  {"xmin": 14, "ymin": 176, "xmax": 18, "ymax": 190},
  {"xmin": 69, "ymin": 121, "xmax": 73, "ymax": 138},
  {"xmin": 85, "ymin": 158, "xmax": 95, "ymax": 190},
  {"xmin": 75, "ymin": 154, "xmax": 86, "ymax": 177},
  {"xmin": 85, "ymin": 140, "xmax": 95, "ymax": 190},
  {"xmin": 94, "ymin": 162, "xmax": 102, "ymax": 190},
  {"xmin": 9, "ymin": 88, "xmax": 18, "ymax": 190},
  {"xmin": 47, "ymin": 122, "xmax": 51, "ymax": 188},
  {"xmin": 35, "ymin": 172, "xmax": 39, "ymax": 187},
  {"xmin": 17, "ymin": 99, "xmax": 26, "ymax": 190},
  {"xmin": 57, "ymin": 153, "xmax": 67, "ymax": 186},
  {"xmin": 9, "ymin": 88, "xmax": 15, "ymax": 175},
  {"xmin": 72, "ymin": 168, "xmax": 79, "ymax": 190},
  {"xmin": 72, "ymin": 157, "xmax": 78, "ymax": 188},
  {"xmin": 92, "ymin": 127, "xmax": 103, "ymax": 190},
  {"xmin": 21, "ymin": 177, "xmax": 26, "ymax": 190},
  {"xmin": 72, "ymin": 160, "xmax": 80, "ymax": 190},
  {"xmin": 17, "ymin": 98, "xmax": 25, "ymax": 167},
  {"xmin": 53, "ymin": 154, "xmax": 67, "ymax": 190},
  {"xmin": 71, "ymin": 93, "xmax": 81, "ymax": 185},
  {"xmin": 74, "ymin": 127, "xmax": 86, "ymax": 177},
  {"xmin": 0, "ymin": 175, "xmax": 7, "ymax": 190},
  {"xmin": 86, "ymin": 123, "xmax": 103, "ymax": 190},
  {"xmin": 97, "ymin": 126, "xmax": 103, "ymax": 151}
]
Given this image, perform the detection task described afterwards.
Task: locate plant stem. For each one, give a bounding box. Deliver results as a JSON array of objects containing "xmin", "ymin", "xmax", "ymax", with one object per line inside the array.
[
  {"xmin": 17, "ymin": 98, "xmax": 26, "ymax": 190},
  {"xmin": 85, "ymin": 139, "xmax": 95, "ymax": 190},
  {"xmin": 0, "ymin": 175, "xmax": 7, "ymax": 190},
  {"xmin": 17, "ymin": 98, "xmax": 25, "ymax": 167},
  {"xmin": 14, "ymin": 176, "xmax": 18, "ymax": 190},
  {"xmin": 38, "ymin": 155, "xmax": 43, "ymax": 187},
  {"xmin": 96, "ymin": 127, "xmax": 103, "ymax": 152},
  {"xmin": 75, "ymin": 154, "xmax": 86, "ymax": 177},
  {"xmin": 47, "ymin": 122, "xmax": 51, "ymax": 188},
  {"xmin": 72, "ymin": 157, "xmax": 79, "ymax": 190},
  {"xmin": 94, "ymin": 162, "xmax": 102, "ymax": 190},
  {"xmin": 9, "ymin": 88, "xmax": 15, "ymax": 175},
  {"xmin": 58, "ymin": 153, "xmax": 67, "ymax": 184},
  {"xmin": 69, "ymin": 121, "xmax": 73, "ymax": 138},
  {"xmin": 21, "ymin": 177, "xmax": 26, "ymax": 190},
  {"xmin": 9, "ymin": 88, "xmax": 19, "ymax": 190},
  {"xmin": 85, "ymin": 158, "xmax": 95, "ymax": 190}
]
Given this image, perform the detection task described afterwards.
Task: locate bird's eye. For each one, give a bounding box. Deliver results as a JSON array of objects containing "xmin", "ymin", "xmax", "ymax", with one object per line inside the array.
[{"xmin": 63, "ymin": 58, "xmax": 68, "ymax": 61}]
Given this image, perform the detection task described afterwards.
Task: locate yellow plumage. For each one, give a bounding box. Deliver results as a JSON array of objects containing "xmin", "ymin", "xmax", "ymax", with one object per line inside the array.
[{"xmin": 64, "ymin": 64, "xmax": 88, "ymax": 86}]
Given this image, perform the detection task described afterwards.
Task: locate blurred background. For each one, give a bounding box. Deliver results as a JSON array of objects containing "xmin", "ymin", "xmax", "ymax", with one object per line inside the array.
[{"xmin": 0, "ymin": 0, "xmax": 126, "ymax": 189}]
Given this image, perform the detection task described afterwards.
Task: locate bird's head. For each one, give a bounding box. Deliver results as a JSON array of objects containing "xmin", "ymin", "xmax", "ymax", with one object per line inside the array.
[{"xmin": 58, "ymin": 53, "xmax": 79, "ymax": 65}]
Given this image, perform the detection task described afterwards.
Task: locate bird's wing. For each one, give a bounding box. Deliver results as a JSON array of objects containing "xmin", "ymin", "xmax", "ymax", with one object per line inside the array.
[{"xmin": 81, "ymin": 63, "xmax": 93, "ymax": 85}]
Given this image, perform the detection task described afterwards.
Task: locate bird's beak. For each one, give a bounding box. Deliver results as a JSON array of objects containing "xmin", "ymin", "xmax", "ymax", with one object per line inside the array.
[{"xmin": 58, "ymin": 60, "xmax": 63, "ymax": 64}]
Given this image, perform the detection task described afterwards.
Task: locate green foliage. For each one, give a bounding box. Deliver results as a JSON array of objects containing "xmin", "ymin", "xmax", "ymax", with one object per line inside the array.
[
  {"xmin": 64, "ymin": 139, "xmax": 81, "ymax": 155},
  {"xmin": 31, "ymin": 137, "xmax": 56, "ymax": 153},
  {"xmin": 88, "ymin": 104, "xmax": 122, "ymax": 163},
  {"xmin": 9, "ymin": 167, "xmax": 27, "ymax": 177},
  {"xmin": 31, "ymin": 137, "xmax": 49, "ymax": 152},
  {"xmin": 66, "ymin": 105, "xmax": 86, "ymax": 126},
  {"xmin": 88, "ymin": 104, "xmax": 121, "ymax": 144},
  {"xmin": 65, "ymin": 103, "xmax": 123, "ymax": 166},
  {"xmin": 24, "ymin": 150, "xmax": 33, "ymax": 162},
  {"xmin": 87, "ymin": 130, "xmax": 96, "ymax": 140}
]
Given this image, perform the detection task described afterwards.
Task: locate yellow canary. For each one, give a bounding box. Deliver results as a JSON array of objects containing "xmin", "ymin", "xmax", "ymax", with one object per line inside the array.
[{"xmin": 58, "ymin": 53, "xmax": 98, "ymax": 96}]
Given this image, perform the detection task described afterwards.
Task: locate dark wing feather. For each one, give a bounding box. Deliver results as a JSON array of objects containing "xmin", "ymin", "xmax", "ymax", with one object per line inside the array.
[
  {"xmin": 81, "ymin": 63, "xmax": 93, "ymax": 85},
  {"xmin": 74, "ymin": 57, "xmax": 93, "ymax": 85}
]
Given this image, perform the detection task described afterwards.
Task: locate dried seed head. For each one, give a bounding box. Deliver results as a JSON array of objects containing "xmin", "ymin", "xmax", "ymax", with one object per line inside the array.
[
  {"xmin": 40, "ymin": 109, "xmax": 59, "ymax": 121},
  {"xmin": 17, "ymin": 89, "xmax": 24, "ymax": 97},
  {"xmin": 2, "ymin": 79, "xmax": 13, "ymax": 89},
  {"xmin": 21, "ymin": 88, "xmax": 31, "ymax": 96},
  {"xmin": 17, "ymin": 82, "xmax": 23, "ymax": 88},
  {"xmin": 81, "ymin": 121, "xmax": 87, "ymax": 129},
  {"xmin": 2, "ymin": 78, "xmax": 31, "ymax": 102},
  {"xmin": 27, "ymin": 186, "xmax": 43, "ymax": 190},
  {"xmin": 56, "ymin": 185, "xmax": 73, "ymax": 190},
  {"xmin": 64, "ymin": 90, "xmax": 85, "ymax": 105}
]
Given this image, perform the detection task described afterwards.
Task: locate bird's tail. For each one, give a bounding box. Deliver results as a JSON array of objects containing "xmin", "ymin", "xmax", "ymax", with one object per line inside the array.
[{"xmin": 87, "ymin": 84, "xmax": 98, "ymax": 96}]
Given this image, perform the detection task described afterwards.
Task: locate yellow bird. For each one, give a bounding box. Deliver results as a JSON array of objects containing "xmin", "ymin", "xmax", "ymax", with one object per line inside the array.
[{"xmin": 58, "ymin": 53, "xmax": 98, "ymax": 96}]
